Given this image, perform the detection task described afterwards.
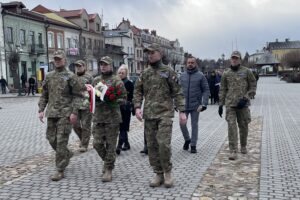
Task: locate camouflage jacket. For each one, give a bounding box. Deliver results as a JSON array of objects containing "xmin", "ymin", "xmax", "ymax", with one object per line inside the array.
[
  {"xmin": 133, "ymin": 62, "xmax": 185, "ymax": 119},
  {"xmin": 92, "ymin": 73, "xmax": 126, "ymax": 124},
  {"xmin": 219, "ymin": 66, "xmax": 257, "ymax": 107},
  {"xmin": 38, "ymin": 68, "xmax": 84, "ymax": 118},
  {"xmin": 77, "ymin": 72, "xmax": 93, "ymax": 110}
]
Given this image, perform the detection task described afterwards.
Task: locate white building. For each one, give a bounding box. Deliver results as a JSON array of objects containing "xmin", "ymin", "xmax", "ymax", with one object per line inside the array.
[{"xmin": 104, "ymin": 29, "xmax": 134, "ymax": 73}]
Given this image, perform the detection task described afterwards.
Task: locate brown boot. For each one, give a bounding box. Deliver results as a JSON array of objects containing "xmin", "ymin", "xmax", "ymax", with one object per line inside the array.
[
  {"xmin": 102, "ymin": 169, "xmax": 112, "ymax": 182},
  {"xmin": 229, "ymin": 150, "xmax": 237, "ymax": 160},
  {"xmin": 164, "ymin": 171, "xmax": 174, "ymax": 188},
  {"xmin": 149, "ymin": 173, "xmax": 164, "ymax": 187},
  {"xmin": 51, "ymin": 171, "xmax": 64, "ymax": 181}
]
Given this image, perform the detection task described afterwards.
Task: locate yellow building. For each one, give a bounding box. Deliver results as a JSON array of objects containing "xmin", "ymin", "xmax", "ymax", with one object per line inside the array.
[{"xmin": 267, "ymin": 39, "xmax": 300, "ymax": 70}]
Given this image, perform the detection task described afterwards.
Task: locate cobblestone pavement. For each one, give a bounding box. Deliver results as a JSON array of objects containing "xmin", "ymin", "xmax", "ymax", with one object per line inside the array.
[
  {"xmin": 252, "ymin": 78, "xmax": 300, "ymax": 200},
  {"xmin": 194, "ymin": 117, "xmax": 262, "ymax": 200},
  {"xmin": 0, "ymin": 77, "xmax": 300, "ymax": 200}
]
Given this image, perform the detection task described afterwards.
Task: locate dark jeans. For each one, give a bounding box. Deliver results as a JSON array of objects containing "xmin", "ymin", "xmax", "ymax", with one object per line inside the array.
[
  {"xmin": 1, "ymin": 86, "xmax": 6, "ymax": 94},
  {"xmin": 28, "ymin": 85, "xmax": 35, "ymax": 95}
]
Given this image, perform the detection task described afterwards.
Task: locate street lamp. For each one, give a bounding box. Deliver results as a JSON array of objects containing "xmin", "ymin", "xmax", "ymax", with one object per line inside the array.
[
  {"xmin": 221, "ymin": 53, "xmax": 225, "ymax": 69},
  {"xmin": 16, "ymin": 46, "xmax": 23, "ymax": 96}
]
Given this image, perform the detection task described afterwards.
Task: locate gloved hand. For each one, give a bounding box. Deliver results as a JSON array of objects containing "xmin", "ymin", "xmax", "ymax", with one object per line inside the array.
[
  {"xmin": 237, "ymin": 98, "xmax": 248, "ymax": 109},
  {"xmin": 218, "ymin": 105, "xmax": 223, "ymax": 117},
  {"xmin": 197, "ymin": 106, "xmax": 207, "ymax": 112}
]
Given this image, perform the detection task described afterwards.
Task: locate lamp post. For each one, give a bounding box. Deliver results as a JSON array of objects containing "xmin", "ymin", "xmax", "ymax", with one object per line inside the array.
[
  {"xmin": 221, "ymin": 53, "xmax": 225, "ymax": 69},
  {"xmin": 16, "ymin": 46, "xmax": 23, "ymax": 96}
]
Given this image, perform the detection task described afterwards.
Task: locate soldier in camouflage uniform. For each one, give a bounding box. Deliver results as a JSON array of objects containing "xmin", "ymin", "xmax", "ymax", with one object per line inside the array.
[
  {"xmin": 91, "ymin": 56, "xmax": 126, "ymax": 182},
  {"xmin": 218, "ymin": 51, "xmax": 257, "ymax": 160},
  {"xmin": 73, "ymin": 60, "xmax": 93, "ymax": 152},
  {"xmin": 133, "ymin": 43, "xmax": 187, "ymax": 188},
  {"xmin": 38, "ymin": 50, "xmax": 84, "ymax": 181}
]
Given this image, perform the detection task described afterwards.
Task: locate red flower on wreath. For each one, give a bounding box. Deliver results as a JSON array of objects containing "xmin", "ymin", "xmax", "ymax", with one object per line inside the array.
[
  {"xmin": 109, "ymin": 94, "xmax": 116, "ymax": 101},
  {"xmin": 117, "ymin": 90, "xmax": 122, "ymax": 96}
]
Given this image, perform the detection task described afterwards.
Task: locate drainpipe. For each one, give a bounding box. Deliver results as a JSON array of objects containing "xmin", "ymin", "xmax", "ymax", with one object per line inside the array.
[
  {"xmin": 44, "ymin": 20, "xmax": 50, "ymax": 72},
  {"xmin": 1, "ymin": 8, "xmax": 8, "ymax": 82}
]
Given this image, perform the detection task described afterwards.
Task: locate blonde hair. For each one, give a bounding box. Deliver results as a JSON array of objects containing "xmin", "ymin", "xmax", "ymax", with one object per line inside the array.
[{"xmin": 118, "ymin": 64, "xmax": 129, "ymax": 77}]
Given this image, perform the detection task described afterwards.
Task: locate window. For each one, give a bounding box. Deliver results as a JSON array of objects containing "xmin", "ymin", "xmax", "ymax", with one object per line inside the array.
[
  {"xmin": 74, "ymin": 38, "xmax": 78, "ymax": 48},
  {"xmin": 82, "ymin": 37, "xmax": 86, "ymax": 48},
  {"xmin": 88, "ymin": 38, "xmax": 92, "ymax": 49},
  {"xmin": 20, "ymin": 29, "xmax": 26, "ymax": 45},
  {"xmin": 96, "ymin": 23, "xmax": 100, "ymax": 31},
  {"xmin": 94, "ymin": 39, "xmax": 98, "ymax": 49},
  {"xmin": 57, "ymin": 33, "xmax": 63, "ymax": 49},
  {"xmin": 29, "ymin": 31, "xmax": 35, "ymax": 45},
  {"xmin": 48, "ymin": 32, "xmax": 54, "ymax": 48},
  {"xmin": 5, "ymin": 27, "xmax": 13, "ymax": 43},
  {"xmin": 31, "ymin": 61, "xmax": 36, "ymax": 76},
  {"xmin": 67, "ymin": 38, "xmax": 71, "ymax": 48},
  {"xmin": 83, "ymin": 19, "xmax": 88, "ymax": 28},
  {"xmin": 38, "ymin": 33, "xmax": 42, "ymax": 46}
]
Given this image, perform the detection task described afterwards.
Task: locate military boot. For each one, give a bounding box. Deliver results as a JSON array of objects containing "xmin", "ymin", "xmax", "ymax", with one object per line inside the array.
[
  {"xmin": 51, "ymin": 171, "xmax": 64, "ymax": 181},
  {"xmin": 241, "ymin": 146, "xmax": 247, "ymax": 154},
  {"xmin": 102, "ymin": 169, "xmax": 112, "ymax": 182},
  {"xmin": 149, "ymin": 173, "xmax": 164, "ymax": 187},
  {"xmin": 164, "ymin": 171, "xmax": 174, "ymax": 188},
  {"xmin": 228, "ymin": 150, "xmax": 237, "ymax": 160}
]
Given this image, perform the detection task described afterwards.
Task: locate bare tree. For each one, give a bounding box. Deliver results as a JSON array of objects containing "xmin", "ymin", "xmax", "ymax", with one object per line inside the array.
[{"xmin": 281, "ymin": 50, "xmax": 300, "ymax": 72}]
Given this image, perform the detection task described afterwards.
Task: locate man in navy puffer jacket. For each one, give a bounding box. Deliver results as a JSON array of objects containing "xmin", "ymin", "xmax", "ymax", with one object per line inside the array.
[{"xmin": 179, "ymin": 57, "xmax": 210, "ymax": 153}]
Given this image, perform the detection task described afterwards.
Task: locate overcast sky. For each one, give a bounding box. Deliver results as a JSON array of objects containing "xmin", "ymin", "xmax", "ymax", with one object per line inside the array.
[{"xmin": 2, "ymin": 0, "xmax": 300, "ymax": 59}]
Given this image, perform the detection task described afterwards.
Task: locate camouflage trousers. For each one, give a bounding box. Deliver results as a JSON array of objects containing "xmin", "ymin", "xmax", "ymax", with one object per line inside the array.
[
  {"xmin": 46, "ymin": 117, "xmax": 72, "ymax": 172},
  {"xmin": 73, "ymin": 109, "xmax": 92, "ymax": 148},
  {"xmin": 145, "ymin": 118, "xmax": 173, "ymax": 174},
  {"xmin": 92, "ymin": 123, "xmax": 119, "ymax": 170},
  {"xmin": 225, "ymin": 107, "xmax": 251, "ymax": 151}
]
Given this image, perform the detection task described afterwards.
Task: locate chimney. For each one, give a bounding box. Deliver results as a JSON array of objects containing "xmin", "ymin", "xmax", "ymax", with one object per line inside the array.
[
  {"xmin": 285, "ymin": 38, "xmax": 289, "ymax": 42},
  {"xmin": 151, "ymin": 30, "xmax": 156, "ymax": 36}
]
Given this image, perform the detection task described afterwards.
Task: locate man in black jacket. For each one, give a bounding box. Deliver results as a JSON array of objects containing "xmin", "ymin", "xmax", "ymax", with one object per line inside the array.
[
  {"xmin": 179, "ymin": 57, "xmax": 210, "ymax": 153},
  {"xmin": 0, "ymin": 76, "xmax": 8, "ymax": 94},
  {"xmin": 28, "ymin": 75, "xmax": 36, "ymax": 95}
]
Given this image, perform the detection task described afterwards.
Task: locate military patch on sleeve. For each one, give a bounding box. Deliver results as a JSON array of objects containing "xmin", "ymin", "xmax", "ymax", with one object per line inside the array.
[
  {"xmin": 237, "ymin": 72, "xmax": 247, "ymax": 78},
  {"xmin": 159, "ymin": 71, "xmax": 169, "ymax": 78}
]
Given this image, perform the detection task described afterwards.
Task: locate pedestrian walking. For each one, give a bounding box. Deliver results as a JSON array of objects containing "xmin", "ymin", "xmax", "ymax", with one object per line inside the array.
[
  {"xmin": 91, "ymin": 56, "xmax": 126, "ymax": 182},
  {"xmin": 73, "ymin": 60, "xmax": 93, "ymax": 152},
  {"xmin": 218, "ymin": 50, "xmax": 257, "ymax": 160},
  {"xmin": 208, "ymin": 70, "xmax": 221, "ymax": 104},
  {"xmin": 179, "ymin": 56, "xmax": 210, "ymax": 153},
  {"xmin": 0, "ymin": 76, "xmax": 8, "ymax": 94},
  {"xmin": 21, "ymin": 73, "xmax": 26, "ymax": 89},
  {"xmin": 116, "ymin": 64, "xmax": 134, "ymax": 155},
  {"xmin": 133, "ymin": 43, "xmax": 187, "ymax": 188},
  {"xmin": 38, "ymin": 50, "xmax": 84, "ymax": 181},
  {"xmin": 27, "ymin": 75, "xmax": 36, "ymax": 95}
]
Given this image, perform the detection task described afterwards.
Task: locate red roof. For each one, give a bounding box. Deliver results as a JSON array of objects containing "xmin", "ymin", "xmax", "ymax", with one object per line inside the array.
[
  {"xmin": 131, "ymin": 25, "xmax": 141, "ymax": 35},
  {"xmin": 88, "ymin": 13, "xmax": 97, "ymax": 21},
  {"xmin": 32, "ymin": 4, "xmax": 55, "ymax": 13},
  {"xmin": 56, "ymin": 9, "xmax": 85, "ymax": 18}
]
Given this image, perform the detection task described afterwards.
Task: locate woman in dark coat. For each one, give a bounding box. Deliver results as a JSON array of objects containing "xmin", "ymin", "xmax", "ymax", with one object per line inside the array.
[{"xmin": 116, "ymin": 65, "xmax": 134, "ymax": 155}]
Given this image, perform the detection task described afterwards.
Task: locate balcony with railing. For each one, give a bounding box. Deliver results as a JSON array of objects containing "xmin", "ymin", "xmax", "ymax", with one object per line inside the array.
[{"xmin": 29, "ymin": 44, "xmax": 44, "ymax": 54}]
